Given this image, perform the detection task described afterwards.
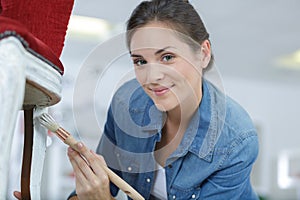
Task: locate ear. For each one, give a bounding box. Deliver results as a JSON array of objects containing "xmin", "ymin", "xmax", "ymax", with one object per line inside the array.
[{"xmin": 200, "ymin": 40, "xmax": 211, "ymax": 69}]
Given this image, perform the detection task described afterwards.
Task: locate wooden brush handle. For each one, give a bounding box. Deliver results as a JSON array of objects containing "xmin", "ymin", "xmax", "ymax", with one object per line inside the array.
[
  {"xmin": 63, "ymin": 134, "xmax": 79, "ymax": 151},
  {"xmin": 102, "ymin": 166, "xmax": 144, "ymax": 200},
  {"xmin": 63, "ymin": 134, "xmax": 144, "ymax": 200}
]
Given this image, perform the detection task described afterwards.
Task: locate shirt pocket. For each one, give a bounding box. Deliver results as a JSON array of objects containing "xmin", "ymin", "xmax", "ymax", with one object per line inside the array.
[{"xmin": 169, "ymin": 184, "xmax": 201, "ymax": 200}]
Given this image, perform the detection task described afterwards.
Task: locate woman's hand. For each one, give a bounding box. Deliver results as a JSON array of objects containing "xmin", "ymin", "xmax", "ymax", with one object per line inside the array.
[
  {"xmin": 13, "ymin": 191, "xmax": 21, "ymax": 200},
  {"xmin": 67, "ymin": 142, "xmax": 113, "ymax": 200}
]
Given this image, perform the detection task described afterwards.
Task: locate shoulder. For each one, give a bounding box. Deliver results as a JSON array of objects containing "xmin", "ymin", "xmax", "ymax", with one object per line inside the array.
[
  {"xmin": 203, "ymin": 81, "xmax": 259, "ymax": 173},
  {"xmin": 208, "ymin": 83, "xmax": 259, "ymax": 163},
  {"xmin": 224, "ymin": 95, "xmax": 256, "ymax": 133},
  {"xmin": 224, "ymin": 96, "xmax": 259, "ymax": 159},
  {"xmin": 112, "ymin": 78, "xmax": 142, "ymax": 102},
  {"xmin": 111, "ymin": 78, "xmax": 152, "ymax": 111},
  {"xmin": 204, "ymin": 80, "xmax": 258, "ymax": 154},
  {"xmin": 204, "ymin": 79, "xmax": 257, "ymax": 136},
  {"xmin": 109, "ymin": 78, "xmax": 157, "ymax": 127}
]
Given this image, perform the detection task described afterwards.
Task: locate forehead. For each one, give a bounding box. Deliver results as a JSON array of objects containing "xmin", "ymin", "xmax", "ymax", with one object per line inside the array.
[{"xmin": 130, "ymin": 23, "xmax": 194, "ymax": 54}]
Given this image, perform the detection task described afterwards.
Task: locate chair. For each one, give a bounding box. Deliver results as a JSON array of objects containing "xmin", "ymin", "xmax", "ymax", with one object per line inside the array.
[{"xmin": 0, "ymin": 0, "xmax": 74, "ymax": 199}]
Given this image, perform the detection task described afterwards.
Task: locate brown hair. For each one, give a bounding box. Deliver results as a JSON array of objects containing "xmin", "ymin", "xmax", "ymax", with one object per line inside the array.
[{"xmin": 126, "ymin": 0, "xmax": 214, "ymax": 70}]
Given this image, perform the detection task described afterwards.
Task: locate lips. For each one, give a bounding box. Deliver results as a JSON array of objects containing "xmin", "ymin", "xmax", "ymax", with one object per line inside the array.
[{"xmin": 150, "ymin": 85, "xmax": 174, "ymax": 96}]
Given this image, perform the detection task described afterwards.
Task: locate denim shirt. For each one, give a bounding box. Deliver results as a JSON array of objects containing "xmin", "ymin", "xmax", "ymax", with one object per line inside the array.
[{"xmin": 96, "ymin": 78, "xmax": 259, "ymax": 200}]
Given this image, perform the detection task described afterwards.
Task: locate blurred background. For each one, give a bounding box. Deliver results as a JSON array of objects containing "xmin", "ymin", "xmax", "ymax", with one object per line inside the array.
[{"xmin": 7, "ymin": 0, "xmax": 300, "ymax": 199}]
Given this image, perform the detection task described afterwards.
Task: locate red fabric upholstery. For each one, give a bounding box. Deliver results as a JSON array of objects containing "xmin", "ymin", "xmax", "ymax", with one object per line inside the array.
[
  {"xmin": 0, "ymin": 16, "xmax": 64, "ymax": 74},
  {"xmin": 0, "ymin": 0, "xmax": 74, "ymax": 74},
  {"xmin": 0, "ymin": 0, "xmax": 74, "ymax": 58}
]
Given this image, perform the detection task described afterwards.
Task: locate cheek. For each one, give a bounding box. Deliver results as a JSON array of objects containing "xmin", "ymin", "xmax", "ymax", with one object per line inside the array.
[
  {"xmin": 173, "ymin": 62, "xmax": 201, "ymax": 81},
  {"xmin": 134, "ymin": 68, "xmax": 147, "ymax": 85},
  {"xmin": 173, "ymin": 64, "xmax": 202, "ymax": 93}
]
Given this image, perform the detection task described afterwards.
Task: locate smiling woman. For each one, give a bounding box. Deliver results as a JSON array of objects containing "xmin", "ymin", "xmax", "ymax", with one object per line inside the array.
[
  {"xmin": 129, "ymin": 24, "xmax": 210, "ymax": 113},
  {"xmin": 67, "ymin": 1, "xmax": 259, "ymax": 200}
]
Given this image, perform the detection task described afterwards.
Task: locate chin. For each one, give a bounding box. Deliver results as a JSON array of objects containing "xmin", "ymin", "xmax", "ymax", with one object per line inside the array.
[
  {"xmin": 149, "ymin": 92, "xmax": 180, "ymax": 112},
  {"xmin": 154, "ymin": 101, "xmax": 178, "ymax": 112},
  {"xmin": 154, "ymin": 104, "xmax": 168, "ymax": 112}
]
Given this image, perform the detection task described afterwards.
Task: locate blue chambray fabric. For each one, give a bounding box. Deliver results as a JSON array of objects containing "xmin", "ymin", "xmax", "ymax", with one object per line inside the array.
[{"xmin": 96, "ymin": 78, "xmax": 259, "ymax": 200}]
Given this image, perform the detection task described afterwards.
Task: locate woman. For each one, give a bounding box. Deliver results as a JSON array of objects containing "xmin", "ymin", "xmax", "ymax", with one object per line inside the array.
[{"xmin": 67, "ymin": 0, "xmax": 259, "ymax": 199}]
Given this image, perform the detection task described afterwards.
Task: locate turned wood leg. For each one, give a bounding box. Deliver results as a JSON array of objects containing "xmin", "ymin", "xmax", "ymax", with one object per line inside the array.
[
  {"xmin": 0, "ymin": 37, "xmax": 26, "ymax": 199},
  {"xmin": 22, "ymin": 108, "xmax": 34, "ymax": 200}
]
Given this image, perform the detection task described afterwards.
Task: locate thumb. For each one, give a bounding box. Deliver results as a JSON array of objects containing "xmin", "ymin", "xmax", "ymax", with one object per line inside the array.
[{"xmin": 13, "ymin": 191, "xmax": 22, "ymax": 200}]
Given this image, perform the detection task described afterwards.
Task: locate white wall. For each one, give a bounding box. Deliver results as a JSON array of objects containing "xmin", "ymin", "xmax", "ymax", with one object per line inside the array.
[{"xmin": 223, "ymin": 76, "xmax": 300, "ymax": 199}]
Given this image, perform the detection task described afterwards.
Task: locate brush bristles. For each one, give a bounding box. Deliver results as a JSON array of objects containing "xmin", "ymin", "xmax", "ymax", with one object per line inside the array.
[{"xmin": 38, "ymin": 113, "xmax": 60, "ymax": 132}]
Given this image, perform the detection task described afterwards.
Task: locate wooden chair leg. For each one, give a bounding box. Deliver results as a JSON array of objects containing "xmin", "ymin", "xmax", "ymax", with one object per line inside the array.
[
  {"xmin": 21, "ymin": 107, "xmax": 34, "ymax": 200},
  {"xmin": 21, "ymin": 107, "xmax": 48, "ymax": 200}
]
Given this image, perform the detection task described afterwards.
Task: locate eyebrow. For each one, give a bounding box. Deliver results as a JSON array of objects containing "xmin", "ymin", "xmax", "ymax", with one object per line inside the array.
[{"xmin": 130, "ymin": 46, "xmax": 175, "ymax": 58}]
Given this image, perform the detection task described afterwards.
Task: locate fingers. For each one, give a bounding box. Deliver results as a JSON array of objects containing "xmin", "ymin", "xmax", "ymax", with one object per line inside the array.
[
  {"xmin": 67, "ymin": 143, "xmax": 109, "ymax": 182},
  {"xmin": 71, "ymin": 143, "xmax": 108, "ymax": 175},
  {"xmin": 89, "ymin": 150, "xmax": 109, "ymax": 178},
  {"xmin": 13, "ymin": 191, "xmax": 22, "ymax": 200},
  {"xmin": 74, "ymin": 142, "xmax": 106, "ymax": 165},
  {"xmin": 68, "ymin": 147, "xmax": 97, "ymax": 182},
  {"xmin": 67, "ymin": 143, "xmax": 112, "ymax": 199}
]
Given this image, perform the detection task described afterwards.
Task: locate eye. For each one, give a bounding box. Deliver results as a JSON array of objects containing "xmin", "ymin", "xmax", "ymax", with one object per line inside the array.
[
  {"xmin": 133, "ymin": 58, "xmax": 147, "ymax": 66},
  {"xmin": 161, "ymin": 54, "xmax": 175, "ymax": 62}
]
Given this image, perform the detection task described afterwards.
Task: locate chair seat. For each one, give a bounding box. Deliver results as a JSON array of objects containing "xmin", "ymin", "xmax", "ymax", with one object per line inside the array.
[
  {"xmin": 0, "ymin": 16, "xmax": 64, "ymax": 107},
  {"xmin": 0, "ymin": 16, "xmax": 64, "ymax": 74}
]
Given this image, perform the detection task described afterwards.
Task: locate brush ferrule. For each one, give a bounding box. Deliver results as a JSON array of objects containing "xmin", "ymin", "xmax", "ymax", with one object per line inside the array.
[{"xmin": 56, "ymin": 127, "xmax": 70, "ymax": 141}]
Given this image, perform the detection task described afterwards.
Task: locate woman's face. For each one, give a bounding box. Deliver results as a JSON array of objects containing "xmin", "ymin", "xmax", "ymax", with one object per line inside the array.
[{"xmin": 130, "ymin": 22, "xmax": 211, "ymax": 112}]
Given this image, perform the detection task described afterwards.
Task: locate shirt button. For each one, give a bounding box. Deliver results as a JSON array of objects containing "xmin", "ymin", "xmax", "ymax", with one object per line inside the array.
[
  {"xmin": 192, "ymin": 194, "xmax": 196, "ymax": 199},
  {"xmin": 127, "ymin": 166, "xmax": 132, "ymax": 171},
  {"xmin": 146, "ymin": 178, "xmax": 151, "ymax": 183},
  {"xmin": 168, "ymin": 164, "xmax": 173, "ymax": 168},
  {"xmin": 172, "ymin": 195, "xmax": 176, "ymax": 199}
]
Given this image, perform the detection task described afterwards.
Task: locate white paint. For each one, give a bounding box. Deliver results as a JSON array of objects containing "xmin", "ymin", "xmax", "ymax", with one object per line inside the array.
[
  {"xmin": 0, "ymin": 36, "xmax": 62, "ymax": 199},
  {"xmin": 30, "ymin": 107, "xmax": 48, "ymax": 199},
  {"xmin": 0, "ymin": 37, "xmax": 26, "ymax": 199}
]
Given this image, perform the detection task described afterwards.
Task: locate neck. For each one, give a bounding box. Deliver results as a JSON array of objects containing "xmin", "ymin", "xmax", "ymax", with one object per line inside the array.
[
  {"xmin": 167, "ymin": 92, "xmax": 202, "ymax": 126},
  {"xmin": 154, "ymin": 86, "xmax": 203, "ymax": 166}
]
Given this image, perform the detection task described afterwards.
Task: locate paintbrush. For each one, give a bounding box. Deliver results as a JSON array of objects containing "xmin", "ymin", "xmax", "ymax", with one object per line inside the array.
[{"xmin": 38, "ymin": 113, "xmax": 144, "ymax": 200}]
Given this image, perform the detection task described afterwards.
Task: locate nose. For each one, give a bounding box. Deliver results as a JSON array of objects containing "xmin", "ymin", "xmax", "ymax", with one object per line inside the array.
[{"xmin": 146, "ymin": 63, "xmax": 164, "ymax": 83}]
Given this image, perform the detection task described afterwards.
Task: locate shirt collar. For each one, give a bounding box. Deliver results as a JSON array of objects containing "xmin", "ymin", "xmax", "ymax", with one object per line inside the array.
[
  {"xmin": 168, "ymin": 79, "xmax": 226, "ymax": 163},
  {"xmin": 139, "ymin": 79, "xmax": 226, "ymax": 163}
]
